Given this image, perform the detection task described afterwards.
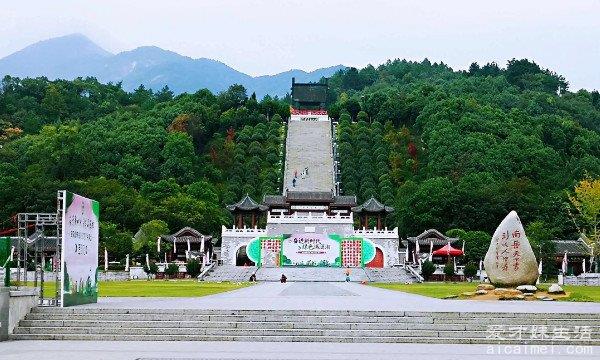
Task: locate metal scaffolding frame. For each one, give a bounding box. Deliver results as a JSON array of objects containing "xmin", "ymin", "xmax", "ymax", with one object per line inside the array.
[{"xmin": 15, "ymin": 191, "xmax": 64, "ymax": 306}]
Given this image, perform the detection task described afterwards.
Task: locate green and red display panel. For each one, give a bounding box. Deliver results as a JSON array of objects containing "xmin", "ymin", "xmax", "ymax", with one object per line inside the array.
[{"xmin": 246, "ymin": 233, "xmax": 376, "ymax": 268}]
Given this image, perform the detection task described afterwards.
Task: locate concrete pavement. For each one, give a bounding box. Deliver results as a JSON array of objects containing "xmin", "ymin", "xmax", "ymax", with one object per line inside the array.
[
  {"xmin": 74, "ymin": 282, "xmax": 600, "ymax": 314},
  {"xmin": 1, "ymin": 340, "xmax": 598, "ymax": 359}
]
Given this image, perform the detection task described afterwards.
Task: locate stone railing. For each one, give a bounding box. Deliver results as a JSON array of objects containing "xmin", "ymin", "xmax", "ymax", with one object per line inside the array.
[
  {"xmin": 267, "ymin": 212, "xmax": 353, "ymax": 224},
  {"xmin": 354, "ymin": 227, "xmax": 399, "ymax": 238},
  {"xmin": 564, "ymin": 274, "xmax": 600, "ymax": 286},
  {"xmin": 221, "ymin": 225, "xmax": 267, "ymax": 237}
]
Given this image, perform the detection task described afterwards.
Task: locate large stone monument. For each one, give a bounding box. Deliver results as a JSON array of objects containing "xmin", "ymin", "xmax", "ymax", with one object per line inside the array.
[{"xmin": 484, "ymin": 211, "xmax": 539, "ymax": 287}]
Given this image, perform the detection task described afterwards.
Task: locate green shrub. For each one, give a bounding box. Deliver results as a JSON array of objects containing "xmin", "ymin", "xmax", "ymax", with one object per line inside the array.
[
  {"xmin": 443, "ymin": 262, "xmax": 455, "ymax": 278},
  {"xmin": 421, "ymin": 260, "xmax": 436, "ymax": 280},
  {"xmin": 186, "ymin": 259, "xmax": 201, "ymax": 278},
  {"xmin": 165, "ymin": 263, "xmax": 179, "ymax": 277},
  {"xmin": 107, "ymin": 263, "xmax": 126, "ymax": 271},
  {"xmin": 463, "ymin": 262, "xmax": 478, "ymax": 278},
  {"xmin": 143, "ymin": 262, "xmax": 158, "ymax": 276}
]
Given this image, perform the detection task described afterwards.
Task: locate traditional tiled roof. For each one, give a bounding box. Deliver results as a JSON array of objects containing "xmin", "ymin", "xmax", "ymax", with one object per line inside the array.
[
  {"xmin": 285, "ymin": 191, "xmax": 333, "ymax": 203},
  {"xmin": 332, "ymin": 195, "xmax": 357, "ymax": 207},
  {"xmin": 352, "ymin": 197, "xmax": 394, "ymax": 213},
  {"xmin": 552, "ymin": 239, "xmax": 592, "ymax": 257},
  {"xmin": 161, "ymin": 227, "xmax": 212, "ymax": 243},
  {"xmin": 226, "ymin": 194, "xmax": 268, "ymax": 212},
  {"xmin": 407, "ymin": 229, "xmax": 459, "ymax": 246},
  {"xmin": 263, "ymin": 195, "xmax": 286, "ymax": 207},
  {"xmin": 9, "ymin": 236, "xmax": 57, "ymax": 251}
]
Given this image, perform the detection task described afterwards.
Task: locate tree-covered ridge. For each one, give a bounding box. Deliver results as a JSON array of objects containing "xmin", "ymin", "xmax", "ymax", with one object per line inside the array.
[
  {"xmin": 331, "ymin": 59, "xmax": 600, "ymax": 246},
  {"xmin": 0, "ymin": 76, "xmax": 288, "ymax": 259}
]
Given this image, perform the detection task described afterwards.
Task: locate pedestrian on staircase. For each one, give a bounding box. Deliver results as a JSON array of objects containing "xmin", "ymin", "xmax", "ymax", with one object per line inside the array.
[
  {"xmin": 292, "ymin": 178, "xmax": 297, "ymax": 187},
  {"xmin": 345, "ymin": 267, "xmax": 351, "ymax": 282}
]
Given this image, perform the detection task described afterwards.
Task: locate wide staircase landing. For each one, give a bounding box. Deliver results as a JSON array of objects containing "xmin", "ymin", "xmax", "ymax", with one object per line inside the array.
[{"xmin": 255, "ymin": 267, "xmax": 368, "ymax": 282}]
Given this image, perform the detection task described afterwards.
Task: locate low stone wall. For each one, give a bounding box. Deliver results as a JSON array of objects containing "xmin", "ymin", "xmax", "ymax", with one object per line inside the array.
[
  {"xmin": 3, "ymin": 269, "xmax": 131, "ymax": 282},
  {"xmin": 8, "ymin": 288, "xmax": 39, "ymax": 335},
  {"xmin": 565, "ymin": 273, "xmax": 600, "ymax": 286}
]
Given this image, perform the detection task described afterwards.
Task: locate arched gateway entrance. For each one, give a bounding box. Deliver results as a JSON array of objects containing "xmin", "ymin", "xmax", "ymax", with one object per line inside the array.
[
  {"xmin": 366, "ymin": 247, "xmax": 384, "ymax": 268},
  {"xmin": 235, "ymin": 245, "xmax": 255, "ymax": 266}
]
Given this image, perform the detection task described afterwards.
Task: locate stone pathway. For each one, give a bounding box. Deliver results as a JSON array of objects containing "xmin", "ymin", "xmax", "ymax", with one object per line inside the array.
[
  {"xmin": 283, "ymin": 119, "xmax": 334, "ymax": 192},
  {"xmin": 76, "ymin": 282, "xmax": 600, "ymax": 314},
  {"xmin": 2, "ymin": 340, "xmax": 598, "ymax": 359}
]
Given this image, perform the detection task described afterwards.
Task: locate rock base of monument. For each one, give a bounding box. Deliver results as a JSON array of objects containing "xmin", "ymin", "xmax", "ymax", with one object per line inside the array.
[{"xmin": 454, "ymin": 283, "xmax": 568, "ymax": 301}]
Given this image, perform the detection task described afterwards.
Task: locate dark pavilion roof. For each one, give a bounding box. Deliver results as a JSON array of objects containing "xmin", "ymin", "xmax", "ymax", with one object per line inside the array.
[
  {"xmin": 552, "ymin": 239, "xmax": 592, "ymax": 257},
  {"xmin": 407, "ymin": 229, "xmax": 459, "ymax": 246},
  {"xmin": 263, "ymin": 192, "xmax": 356, "ymax": 207},
  {"xmin": 226, "ymin": 194, "xmax": 268, "ymax": 212},
  {"xmin": 352, "ymin": 197, "xmax": 394, "ymax": 214},
  {"xmin": 161, "ymin": 227, "xmax": 212, "ymax": 243}
]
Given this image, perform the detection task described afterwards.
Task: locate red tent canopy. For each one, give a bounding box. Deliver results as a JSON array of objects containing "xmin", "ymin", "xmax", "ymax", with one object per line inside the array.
[{"xmin": 432, "ymin": 243, "xmax": 463, "ymax": 256}]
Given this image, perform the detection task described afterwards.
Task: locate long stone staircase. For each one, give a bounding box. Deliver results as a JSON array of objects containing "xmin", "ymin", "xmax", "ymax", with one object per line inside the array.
[
  {"xmin": 283, "ymin": 119, "xmax": 334, "ymax": 192},
  {"xmin": 12, "ymin": 307, "xmax": 600, "ymax": 345}
]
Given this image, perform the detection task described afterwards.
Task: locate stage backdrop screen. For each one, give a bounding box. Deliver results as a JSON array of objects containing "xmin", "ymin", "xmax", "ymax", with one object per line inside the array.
[{"xmin": 60, "ymin": 191, "xmax": 99, "ymax": 307}]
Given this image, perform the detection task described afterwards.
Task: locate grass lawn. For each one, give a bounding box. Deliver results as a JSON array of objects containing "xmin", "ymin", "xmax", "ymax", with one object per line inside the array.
[
  {"xmin": 372, "ymin": 282, "xmax": 600, "ymax": 302},
  {"xmin": 14, "ymin": 280, "xmax": 251, "ymax": 298},
  {"xmin": 372, "ymin": 282, "xmax": 478, "ymax": 299}
]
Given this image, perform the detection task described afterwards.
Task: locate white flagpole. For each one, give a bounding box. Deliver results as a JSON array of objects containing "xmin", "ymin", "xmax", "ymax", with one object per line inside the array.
[
  {"xmin": 104, "ymin": 248, "xmax": 108, "ymax": 271},
  {"xmin": 583, "ymin": 259, "xmax": 586, "ymax": 273},
  {"xmin": 453, "ymin": 256, "xmax": 457, "ymax": 273},
  {"xmin": 462, "ymin": 240, "xmax": 465, "ymax": 253},
  {"xmin": 125, "ymin": 254, "xmax": 129, "ymax": 272},
  {"xmin": 157, "ymin": 236, "xmax": 161, "ymax": 253},
  {"xmin": 415, "ymin": 240, "xmax": 420, "ymax": 257},
  {"xmin": 146, "ymin": 253, "xmax": 150, "ymax": 268},
  {"xmin": 429, "ymin": 240, "xmax": 433, "ymax": 262}
]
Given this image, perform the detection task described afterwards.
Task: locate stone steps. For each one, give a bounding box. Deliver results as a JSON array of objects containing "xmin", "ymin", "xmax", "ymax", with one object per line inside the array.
[
  {"xmin": 202, "ymin": 265, "xmax": 256, "ymax": 282},
  {"xmin": 364, "ymin": 268, "xmax": 416, "ymax": 283},
  {"xmin": 283, "ymin": 119, "xmax": 334, "ymax": 192},
  {"xmin": 11, "ymin": 307, "xmax": 600, "ymax": 344}
]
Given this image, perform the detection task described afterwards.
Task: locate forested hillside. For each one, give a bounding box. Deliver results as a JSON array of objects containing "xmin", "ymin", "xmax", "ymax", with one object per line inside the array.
[
  {"xmin": 0, "ymin": 77, "xmax": 288, "ymax": 259},
  {"xmin": 0, "ymin": 57, "xmax": 599, "ymax": 266},
  {"xmin": 330, "ymin": 59, "xmax": 600, "ymax": 267}
]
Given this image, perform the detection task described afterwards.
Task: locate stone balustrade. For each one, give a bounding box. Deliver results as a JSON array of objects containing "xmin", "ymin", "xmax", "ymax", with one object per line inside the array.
[
  {"xmin": 354, "ymin": 227, "xmax": 399, "ymax": 238},
  {"xmin": 266, "ymin": 211, "xmax": 353, "ymax": 224},
  {"xmin": 221, "ymin": 225, "xmax": 267, "ymax": 237}
]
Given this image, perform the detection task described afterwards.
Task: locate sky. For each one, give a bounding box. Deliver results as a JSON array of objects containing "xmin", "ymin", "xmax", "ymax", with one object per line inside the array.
[{"xmin": 1, "ymin": 0, "xmax": 599, "ymax": 90}]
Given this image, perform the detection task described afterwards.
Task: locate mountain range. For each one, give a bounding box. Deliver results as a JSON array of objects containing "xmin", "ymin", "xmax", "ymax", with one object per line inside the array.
[{"xmin": 0, "ymin": 34, "xmax": 345, "ymax": 97}]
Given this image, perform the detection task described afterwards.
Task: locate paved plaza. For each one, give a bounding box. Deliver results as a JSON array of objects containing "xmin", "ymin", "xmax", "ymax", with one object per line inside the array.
[
  {"xmin": 78, "ymin": 281, "xmax": 600, "ymax": 314},
  {"xmin": 2, "ymin": 340, "xmax": 598, "ymax": 360}
]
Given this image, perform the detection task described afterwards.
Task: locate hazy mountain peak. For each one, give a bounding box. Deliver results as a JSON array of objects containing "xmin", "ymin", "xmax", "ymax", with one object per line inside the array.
[{"xmin": 0, "ymin": 34, "xmax": 345, "ymax": 97}]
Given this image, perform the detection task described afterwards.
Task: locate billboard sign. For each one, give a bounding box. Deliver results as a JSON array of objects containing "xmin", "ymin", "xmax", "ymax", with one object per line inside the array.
[
  {"xmin": 60, "ymin": 191, "xmax": 99, "ymax": 307},
  {"xmin": 281, "ymin": 233, "xmax": 340, "ymax": 267}
]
